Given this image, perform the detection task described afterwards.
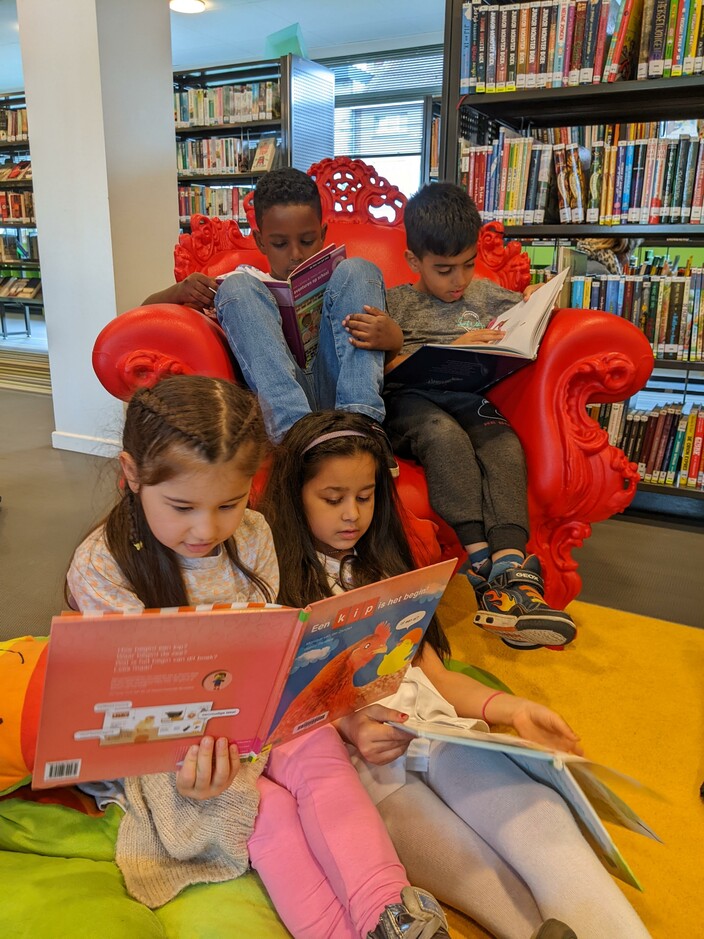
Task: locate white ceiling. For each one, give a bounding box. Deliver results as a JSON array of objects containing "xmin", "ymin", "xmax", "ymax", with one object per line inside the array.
[{"xmin": 0, "ymin": 0, "xmax": 444, "ymax": 94}]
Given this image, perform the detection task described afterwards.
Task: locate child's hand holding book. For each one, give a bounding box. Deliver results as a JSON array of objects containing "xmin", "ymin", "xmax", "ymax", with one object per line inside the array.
[
  {"xmin": 176, "ymin": 735, "xmax": 241, "ymax": 800},
  {"xmin": 452, "ymin": 328, "xmax": 505, "ymax": 346}
]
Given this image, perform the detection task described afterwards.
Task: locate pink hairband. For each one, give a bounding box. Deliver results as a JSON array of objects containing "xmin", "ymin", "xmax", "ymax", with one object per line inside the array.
[{"xmin": 302, "ymin": 430, "xmax": 370, "ymax": 454}]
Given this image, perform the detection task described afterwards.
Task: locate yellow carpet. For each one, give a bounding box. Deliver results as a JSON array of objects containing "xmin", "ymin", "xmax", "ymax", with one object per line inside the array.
[{"xmin": 434, "ymin": 576, "xmax": 704, "ymax": 939}]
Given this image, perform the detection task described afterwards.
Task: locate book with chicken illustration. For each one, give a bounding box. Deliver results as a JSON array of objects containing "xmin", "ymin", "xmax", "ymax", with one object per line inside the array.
[{"xmin": 33, "ymin": 559, "xmax": 455, "ymax": 788}]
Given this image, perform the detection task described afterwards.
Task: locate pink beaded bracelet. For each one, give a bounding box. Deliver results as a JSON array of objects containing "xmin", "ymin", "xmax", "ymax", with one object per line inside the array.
[{"xmin": 481, "ymin": 690, "xmax": 506, "ymax": 723}]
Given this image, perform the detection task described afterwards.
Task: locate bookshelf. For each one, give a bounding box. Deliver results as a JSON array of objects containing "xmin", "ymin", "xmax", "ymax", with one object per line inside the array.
[
  {"xmin": 0, "ymin": 93, "xmax": 42, "ymax": 338},
  {"xmin": 439, "ymin": 0, "xmax": 704, "ymax": 515},
  {"xmin": 173, "ymin": 55, "xmax": 334, "ymax": 228}
]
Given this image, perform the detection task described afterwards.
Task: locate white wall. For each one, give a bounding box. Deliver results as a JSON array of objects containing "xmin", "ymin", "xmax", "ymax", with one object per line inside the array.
[{"xmin": 17, "ymin": 0, "xmax": 178, "ymax": 455}]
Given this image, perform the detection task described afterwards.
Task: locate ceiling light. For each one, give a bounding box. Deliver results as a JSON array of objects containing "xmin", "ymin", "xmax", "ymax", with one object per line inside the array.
[{"xmin": 170, "ymin": 0, "xmax": 206, "ymax": 13}]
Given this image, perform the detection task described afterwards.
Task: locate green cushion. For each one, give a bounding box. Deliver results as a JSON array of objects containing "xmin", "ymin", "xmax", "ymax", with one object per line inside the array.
[{"xmin": 445, "ymin": 657, "xmax": 513, "ymax": 694}]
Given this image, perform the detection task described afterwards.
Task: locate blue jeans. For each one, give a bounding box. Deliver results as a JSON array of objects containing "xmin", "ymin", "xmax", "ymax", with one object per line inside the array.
[{"xmin": 216, "ymin": 257, "xmax": 386, "ymax": 442}]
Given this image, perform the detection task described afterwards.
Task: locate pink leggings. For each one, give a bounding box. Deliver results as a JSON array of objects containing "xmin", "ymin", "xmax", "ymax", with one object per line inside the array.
[{"xmin": 247, "ymin": 726, "xmax": 408, "ymax": 938}]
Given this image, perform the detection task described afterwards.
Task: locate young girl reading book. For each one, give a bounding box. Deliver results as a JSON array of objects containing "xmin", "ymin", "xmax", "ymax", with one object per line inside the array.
[
  {"xmin": 259, "ymin": 410, "xmax": 652, "ymax": 939},
  {"xmin": 66, "ymin": 375, "xmax": 450, "ymax": 939}
]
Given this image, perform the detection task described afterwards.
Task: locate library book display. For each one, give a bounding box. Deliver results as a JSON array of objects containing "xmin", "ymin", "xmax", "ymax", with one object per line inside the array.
[{"xmin": 92, "ymin": 157, "xmax": 653, "ymax": 609}]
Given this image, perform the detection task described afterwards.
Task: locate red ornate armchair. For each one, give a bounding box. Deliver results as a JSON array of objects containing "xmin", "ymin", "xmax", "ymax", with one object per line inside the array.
[{"xmin": 92, "ymin": 157, "xmax": 653, "ymax": 608}]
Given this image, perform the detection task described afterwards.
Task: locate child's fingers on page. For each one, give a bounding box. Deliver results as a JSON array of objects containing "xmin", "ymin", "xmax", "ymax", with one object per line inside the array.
[
  {"xmin": 194, "ymin": 735, "xmax": 216, "ymax": 787},
  {"xmin": 209, "ymin": 737, "xmax": 233, "ymax": 787}
]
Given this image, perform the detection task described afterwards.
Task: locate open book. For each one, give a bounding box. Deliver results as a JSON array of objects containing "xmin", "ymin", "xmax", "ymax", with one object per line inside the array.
[
  {"xmin": 390, "ymin": 717, "xmax": 661, "ymax": 889},
  {"xmin": 32, "ymin": 559, "xmax": 455, "ymax": 789},
  {"xmin": 218, "ymin": 243, "xmax": 346, "ymax": 369},
  {"xmin": 386, "ymin": 268, "xmax": 569, "ymax": 394}
]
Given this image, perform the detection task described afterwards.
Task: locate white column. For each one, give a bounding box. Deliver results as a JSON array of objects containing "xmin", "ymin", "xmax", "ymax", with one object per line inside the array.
[{"xmin": 17, "ymin": 0, "xmax": 178, "ymax": 455}]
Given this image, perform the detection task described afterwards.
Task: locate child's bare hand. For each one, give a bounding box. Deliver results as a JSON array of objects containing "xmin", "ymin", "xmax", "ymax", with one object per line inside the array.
[
  {"xmin": 335, "ymin": 704, "xmax": 413, "ymax": 764},
  {"xmin": 498, "ymin": 697, "xmax": 583, "ymax": 756},
  {"xmin": 453, "ymin": 328, "xmax": 505, "ymax": 346},
  {"xmin": 173, "ymin": 272, "xmax": 219, "ymax": 311},
  {"xmin": 175, "ymin": 735, "xmax": 240, "ymax": 800},
  {"xmin": 343, "ymin": 306, "xmax": 404, "ymax": 352},
  {"xmin": 522, "ymin": 282, "xmax": 542, "ymax": 301}
]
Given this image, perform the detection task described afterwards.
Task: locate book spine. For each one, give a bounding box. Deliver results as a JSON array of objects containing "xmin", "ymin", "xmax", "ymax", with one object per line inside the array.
[
  {"xmin": 649, "ymin": 0, "xmax": 672, "ymax": 76},
  {"xmin": 685, "ymin": 0, "xmax": 703, "ymax": 72},
  {"xmin": 628, "ymin": 139, "xmax": 647, "ymax": 221},
  {"xmin": 645, "ymin": 407, "xmax": 672, "ymax": 482},
  {"xmin": 562, "ymin": 0, "xmax": 578, "ymax": 83},
  {"xmin": 648, "ymin": 138, "xmax": 669, "ymax": 223},
  {"xmin": 620, "ymin": 137, "xmax": 636, "ymax": 222},
  {"xmin": 497, "ymin": 5, "xmax": 510, "ymax": 91},
  {"xmin": 516, "ymin": 3, "xmax": 531, "ymax": 89},
  {"xmin": 638, "ymin": 408, "xmax": 660, "ymax": 477},
  {"xmin": 486, "ymin": 5, "xmax": 499, "ymax": 92},
  {"xmin": 611, "ymin": 139, "xmax": 627, "ymax": 224},
  {"xmin": 527, "ymin": 3, "xmax": 542, "ymax": 87},
  {"xmin": 637, "ymin": 0, "xmax": 656, "ymax": 77},
  {"xmin": 657, "ymin": 406, "xmax": 681, "ymax": 483},
  {"xmin": 687, "ymin": 411, "xmax": 704, "ymax": 486},
  {"xmin": 659, "ymin": 138, "xmax": 681, "ymax": 224},
  {"xmin": 566, "ymin": 141, "xmax": 586, "ymax": 221},
  {"xmin": 631, "ymin": 412, "xmax": 649, "ymax": 468},
  {"xmin": 669, "ymin": 136, "xmax": 691, "ymax": 221},
  {"xmin": 534, "ymin": 143, "xmax": 554, "ymax": 223},
  {"xmin": 592, "ymin": 0, "xmax": 612, "ymax": 80},
  {"xmin": 586, "ymin": 135, "xmax": 605, "ymax": 222},
  {"xmin": 581, "ymin": 0, "xmax": 603, "ymax": 81},
  {"xmin": 671, "ymin": 0, "xmax": 692, "ymax": 75},
  {"xmin": 507, "ymin": 4, "xmax": 520, "ymax": 90},
  {"xmin": 553, "ymin": 143, "xmax": 572, "ymax": 222},
  {"xmin": 460, "ymin": 1, "xmax": 474, "ymax": 92},
  {"xmin": 569, "ymin": 0, "xmax": 589, "ymax": 83},
  {"xmin": 663, "ymin": 0, "xmax": 682, "ymax": 76},
  {"xmin": 680, "ymin": 138, "xmax": 699, "ymax": 221},
  {"xmin": 678, "ymin": 406, "xmax": 699, "ymax": 484},
  {"xmin": 477, "ymin": 6, "xmax": 488, "ymax": 93}
]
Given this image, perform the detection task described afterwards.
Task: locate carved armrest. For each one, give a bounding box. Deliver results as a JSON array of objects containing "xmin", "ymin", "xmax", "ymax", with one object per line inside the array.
[
  {"xmin": 487, "ymin": 308, "xmax": 654, "ymax": 608},
  {"xmin": 92, "ymin": 304, "xmax": 238, "ymax": 401}
]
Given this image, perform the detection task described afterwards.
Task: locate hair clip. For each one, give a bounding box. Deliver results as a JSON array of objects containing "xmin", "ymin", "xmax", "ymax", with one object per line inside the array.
[{"xmin": 132, "ymin": 541, "xmax": 144, "ymax": 551}]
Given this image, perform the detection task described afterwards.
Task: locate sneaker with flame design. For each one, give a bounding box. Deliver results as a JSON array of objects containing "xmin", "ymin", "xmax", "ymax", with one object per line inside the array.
[{"xmin": 466, "ymin": 555, "xmax": 577, "ymax": 650}]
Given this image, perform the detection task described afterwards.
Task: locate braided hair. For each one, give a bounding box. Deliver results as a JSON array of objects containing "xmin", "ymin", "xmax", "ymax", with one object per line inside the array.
[{"xmin": 103, "ymin": 376, "xmax": 272, "ymax": 608}]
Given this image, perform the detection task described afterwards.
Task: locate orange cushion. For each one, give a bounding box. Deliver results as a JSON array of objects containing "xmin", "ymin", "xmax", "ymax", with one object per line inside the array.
[{"xmin": 0, "ymin": 636, "xmax": 48, "ymax": 794}]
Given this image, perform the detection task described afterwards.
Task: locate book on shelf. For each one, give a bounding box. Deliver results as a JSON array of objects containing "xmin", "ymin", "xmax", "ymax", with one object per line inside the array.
[
  {"xmin": 389, "ymin": 717, "xmax": 660, "ymax": 889},
  {"xmin": 458, "ymin": 0, "xmax": 702, "ymax": 91},
  {"xmin": 218, "ymin": 243, "xmax": 347, "ymax": 369},
  {"xmin": 384, "ymin": 269, "xmax": 568, "ymax": 394},
  {"xmin": 33, "ymin": 560, "xmax": 456, "ymax": 790},
  {"xmin": 250, "ymin": 136, "xmax": 279, "ymax": 173}
]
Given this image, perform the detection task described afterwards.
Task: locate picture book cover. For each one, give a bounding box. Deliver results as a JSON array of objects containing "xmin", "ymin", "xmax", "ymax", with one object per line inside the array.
[
  {"xmin": 218, "ymin": 243, "xmax": 347, "ymax": 368},
  {"xmin": 390, "ymin": 717, "xmax": 661, "ymax": 889},
  {"xmin": 385, "ymin": 269, "xmax": 568, "ymax": 394},
  {"xmin": 33, "ymin": 560, "xmax": 455, "ymax": 789}
]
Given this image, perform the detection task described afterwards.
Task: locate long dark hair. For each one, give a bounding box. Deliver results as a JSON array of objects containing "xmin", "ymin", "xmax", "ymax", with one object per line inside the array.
[
  {"xmin": 89, "ymin": 376, "xmax": 272, "ymax": 608},
  {"xmin": 258, "ymin": 411, "xmax": 450, "ymax": 659}
]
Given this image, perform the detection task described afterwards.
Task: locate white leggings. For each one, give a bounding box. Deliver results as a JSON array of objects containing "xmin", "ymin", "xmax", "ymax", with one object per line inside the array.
[{"xmin": 375, "ymin": 743, "xmax": 651, "ymax": 939}]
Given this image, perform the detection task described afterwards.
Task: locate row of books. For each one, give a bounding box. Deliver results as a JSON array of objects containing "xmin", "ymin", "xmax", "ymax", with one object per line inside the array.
[
  {"xmin": 0, "ymin": 190, "xmax": 35, "ymax": 226},
  {"xmin": 459, "ymin": 0, "xmax": 704, "ymax": 94},
  {"xmin": 0, "ymin": 275, "xmax": 42, "ymax": 301},
  {"xmin": 178, "ymin": 185, "xmax": 251, "ymax": 226},
  {"xmin": 176, "ymin": 135, "xmax": 280, "ymax": 177},
  {"xmin": 459, "ymin": 126, "xmax": 704, "ymax": 225},
  {"xmin": 0, "ymin": 160, "xmax": 32, "ymax": 182},
  {"xmin": 570, "ymin": 269, "xmax": 704, "ymax": 362},
  {"xmin": 0, "ymin": 107, "xmax": 29, "ymax": 143},
  {"xmin": 0, "ymin": 230, "xmax": 39, "ymax": 262},
  {"xmin": 174, "ymin": 81, "xmax": 281, "ymax": 128},
  {"xmin": 590, "ymin": 400, "xmax": 704, "ymax": 489}
]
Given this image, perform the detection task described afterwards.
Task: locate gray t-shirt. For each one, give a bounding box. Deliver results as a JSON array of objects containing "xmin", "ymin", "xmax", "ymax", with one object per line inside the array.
[{"xmin": 386, "ymin": 279, "xmax": 521, "ymax": 356}]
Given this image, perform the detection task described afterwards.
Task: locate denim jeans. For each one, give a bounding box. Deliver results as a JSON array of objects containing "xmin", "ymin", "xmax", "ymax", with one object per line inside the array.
[{"xmin": 216, "ymin": 257, "xmax": 386, "ymax": 442}]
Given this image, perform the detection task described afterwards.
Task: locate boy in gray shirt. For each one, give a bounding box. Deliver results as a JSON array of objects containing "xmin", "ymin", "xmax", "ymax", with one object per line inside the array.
[{"xmin": 344, "ymin": 183, "xmax": 575, "ymax": 650}]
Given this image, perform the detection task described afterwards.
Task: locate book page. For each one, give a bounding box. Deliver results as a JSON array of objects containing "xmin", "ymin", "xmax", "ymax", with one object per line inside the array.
[
  {"xmin": 486, "ymin": 268, "xmax": 568, "ymax": 356},
  {"xmin": 266, "ymin": 559, "xmax": 456, "ymax": 748}
]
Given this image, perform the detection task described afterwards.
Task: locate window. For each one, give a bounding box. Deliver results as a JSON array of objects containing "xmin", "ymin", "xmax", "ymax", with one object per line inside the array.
[{"xmin": 324, "ymin": 49, "xmax": 443, "ymax": 197}]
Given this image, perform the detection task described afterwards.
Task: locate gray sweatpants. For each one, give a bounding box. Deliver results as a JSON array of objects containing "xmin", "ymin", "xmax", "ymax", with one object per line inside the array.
[{"xmin": 383, "ymin": 387, "xmax": 529, "ymax": 552}]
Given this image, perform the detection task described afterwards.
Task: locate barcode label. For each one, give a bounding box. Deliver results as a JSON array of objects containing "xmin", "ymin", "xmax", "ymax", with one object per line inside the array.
[
  {"xmin": 293, "ymin": 712, "xmax": 329, "ymax": 735},
  {"xmin": 44, "ymin": 759, "xmax": 82, "ymax": 782}
]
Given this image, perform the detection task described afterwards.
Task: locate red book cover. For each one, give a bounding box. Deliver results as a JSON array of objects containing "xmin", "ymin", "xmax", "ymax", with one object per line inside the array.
[{"xmin": 33, "ymin": 562, "xmax": 456, "ymax": 788}]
